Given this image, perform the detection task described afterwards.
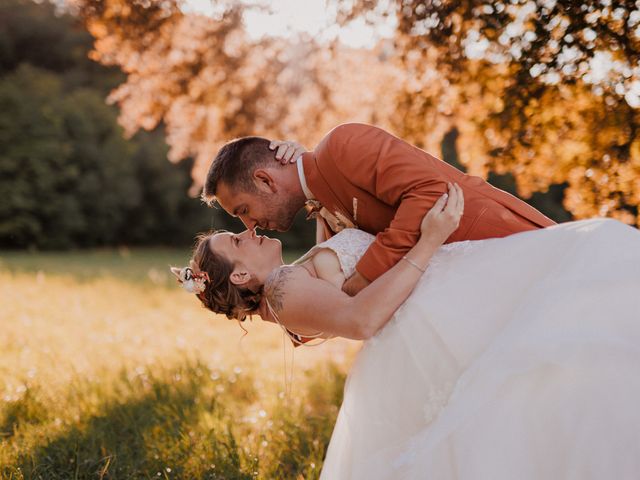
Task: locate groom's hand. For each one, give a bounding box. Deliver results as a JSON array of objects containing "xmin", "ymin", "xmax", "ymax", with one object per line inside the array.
[
  {"xmin": 269, "ymin": 140, "xmax": 306, "ymax": 164},
  {"xmin": 342, "ymin": 271, "xmax": 371, "ymax": 297}
]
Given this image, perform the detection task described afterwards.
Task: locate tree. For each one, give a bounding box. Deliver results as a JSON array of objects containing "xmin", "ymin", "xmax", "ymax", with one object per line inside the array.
[
  {"xmin": 0, "ymin": 0, "xmax": 216, "ymax": 249},
  {"xmin": 72, "ymin": 0, "xmax": 339, "ymax": 189},
  {"xmin": 337, "ymin": 0, "xmax": 640, "ymax": 225},
  {"xmin": 73, "ymin": 0, "xmax": 403, "ymax": 185},
  {"xmin": 0, "ymin": 0, "xmax": 121, "ymax": 91},
  {"xmin": 0, "ymin": 64, "xmax": 139, "ymax": 248}
]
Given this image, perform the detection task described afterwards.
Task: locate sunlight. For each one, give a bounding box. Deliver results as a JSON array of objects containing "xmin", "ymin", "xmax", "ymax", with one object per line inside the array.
[{"xmin": 183, "ymin": 0, "xmax": 396, "ymax": 48}]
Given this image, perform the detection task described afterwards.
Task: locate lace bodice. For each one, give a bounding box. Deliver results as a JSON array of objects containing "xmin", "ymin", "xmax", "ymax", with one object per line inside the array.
[{"xmin": 294, "ymin": 228, "xmax": 376, "ymax": 278}]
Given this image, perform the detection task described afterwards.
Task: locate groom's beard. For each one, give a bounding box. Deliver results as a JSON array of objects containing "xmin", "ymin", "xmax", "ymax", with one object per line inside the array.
[
  {"xmin": 259, "ymin": 192, "xmax": 299, "ymax": 232},
  {"xmin": 269, "ymin": 203, "xmax": 298, "ymax": 231}
]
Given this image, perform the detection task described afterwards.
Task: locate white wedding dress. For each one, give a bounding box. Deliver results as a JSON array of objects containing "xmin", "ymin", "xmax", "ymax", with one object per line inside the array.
[{"xmin": 311, "ymin": 219, "xmax": 640, "ymax": 480}]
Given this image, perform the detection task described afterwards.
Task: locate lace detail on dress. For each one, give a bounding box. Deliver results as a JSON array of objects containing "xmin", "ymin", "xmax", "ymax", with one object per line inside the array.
[
  {"xmin": 294, "ymin": 228, "xmax": 375, "ymax": 278},
  {"xmin": 422, "ymin": 380, "xmax": 455, "ymax": 423}
]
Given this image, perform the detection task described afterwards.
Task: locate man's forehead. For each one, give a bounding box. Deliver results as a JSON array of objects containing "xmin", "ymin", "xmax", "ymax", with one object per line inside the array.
[
  {"xmin": 213, "ymin": 194, "xmax": 233, "ymax": 213},
  {"xmin": 214, "ymin": 182, "xmax": 241, "ymax": 212}
]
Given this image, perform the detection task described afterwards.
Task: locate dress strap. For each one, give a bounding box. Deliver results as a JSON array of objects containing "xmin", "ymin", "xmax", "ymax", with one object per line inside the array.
[{"xmin": 265, "ymin": 297, "xmax": 330, "ymax": 348}]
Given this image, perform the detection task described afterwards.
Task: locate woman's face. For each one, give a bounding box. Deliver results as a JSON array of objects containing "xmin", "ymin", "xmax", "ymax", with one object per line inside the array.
[{"xmin": 208, "ymin": 229, "xmax": 282, "ymax": 280}]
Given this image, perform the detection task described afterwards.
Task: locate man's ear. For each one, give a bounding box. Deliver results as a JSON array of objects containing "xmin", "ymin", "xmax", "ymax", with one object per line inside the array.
[
  {"xmin": 253, "ymin": 168, "xmax": 277, "ymax": 194},
  {"xmin": 230, "ymin": 265, "xmax": 252, "ymax": 287}
]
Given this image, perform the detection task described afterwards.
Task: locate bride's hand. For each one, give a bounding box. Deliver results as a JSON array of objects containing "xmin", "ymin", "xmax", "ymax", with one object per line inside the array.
[
  {"xmin": 269, "ymin": 140, "xmax": 306, "ymax": 164},
  {"xmin": 420, "ymin": 183, "xmax": 464, "ymax": 245}
]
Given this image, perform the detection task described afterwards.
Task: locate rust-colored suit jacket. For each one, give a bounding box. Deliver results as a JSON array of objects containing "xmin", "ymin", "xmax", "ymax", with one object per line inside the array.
[{"xmin": 302, "ymin": 123, "xmax": 556, "ymax": 282}]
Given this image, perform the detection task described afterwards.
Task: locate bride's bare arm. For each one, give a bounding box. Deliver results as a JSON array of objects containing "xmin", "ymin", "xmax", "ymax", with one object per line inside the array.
[{"xmin": 264, "ymin": 183, "xmax": 464, "ymax": 340}]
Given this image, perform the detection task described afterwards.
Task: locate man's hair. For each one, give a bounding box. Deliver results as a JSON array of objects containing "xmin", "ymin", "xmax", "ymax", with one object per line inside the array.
[{"xmin": 202, "ymin": 136, "xmax": 273, "ymax": 206}]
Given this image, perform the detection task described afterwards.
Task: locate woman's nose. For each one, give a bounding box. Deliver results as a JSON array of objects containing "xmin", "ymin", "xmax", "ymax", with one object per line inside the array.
[{"xmin": 240, "ymin": 229, "xmax": 256, "ymax": 240}]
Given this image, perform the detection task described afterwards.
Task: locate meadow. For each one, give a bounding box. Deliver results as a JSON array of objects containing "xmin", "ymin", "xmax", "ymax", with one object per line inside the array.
[{"xmin": 0, "ymin": 249, "xmax": 359, "ymax": 479}]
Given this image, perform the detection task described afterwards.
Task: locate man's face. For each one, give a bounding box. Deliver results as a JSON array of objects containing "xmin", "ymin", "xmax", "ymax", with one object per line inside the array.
[{"xmin": 215, "ymin": 181, "xmax": 299, "ymax": 232}]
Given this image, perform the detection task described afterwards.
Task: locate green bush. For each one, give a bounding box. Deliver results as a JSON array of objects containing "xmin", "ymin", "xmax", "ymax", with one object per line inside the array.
[{"xmin": 0, "ymin": 0, "xmax": 216, "ymax": 249}]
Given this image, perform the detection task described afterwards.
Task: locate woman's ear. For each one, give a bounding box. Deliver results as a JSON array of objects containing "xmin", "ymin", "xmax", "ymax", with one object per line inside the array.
[
  {"xmin": 253, "ymin": 168, "xmax": 277, "ymax": 194},
  {"xmin": 230, "ymin": 266, "xmax": 252, "ymax": 287}
]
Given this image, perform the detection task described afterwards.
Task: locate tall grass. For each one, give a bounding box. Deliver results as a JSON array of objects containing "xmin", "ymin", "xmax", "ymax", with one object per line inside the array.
[{"xmin": 0, "ymin": 249, "xmax": 358, "ymax": 479}]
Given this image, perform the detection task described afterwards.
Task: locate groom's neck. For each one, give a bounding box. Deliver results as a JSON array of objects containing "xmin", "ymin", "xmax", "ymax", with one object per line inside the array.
[{"xmin": 277, "ymin": 162, "xmax": 307, "ymax": 210}]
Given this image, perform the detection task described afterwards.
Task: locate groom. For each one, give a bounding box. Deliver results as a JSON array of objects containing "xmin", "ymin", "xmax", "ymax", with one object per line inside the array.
[{"xmin": 202, "ymin": 123, "xmax": 556, "ymax": 295}]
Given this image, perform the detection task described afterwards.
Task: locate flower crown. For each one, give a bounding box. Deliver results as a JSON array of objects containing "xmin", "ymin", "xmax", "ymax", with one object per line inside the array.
[{"xmin": 170, "ymin": 260, "xmax": 210, "ymax": 295}]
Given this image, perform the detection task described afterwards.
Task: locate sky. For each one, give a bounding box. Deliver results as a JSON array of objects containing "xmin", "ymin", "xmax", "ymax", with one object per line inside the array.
[{"xmin": 182, "ymin": 0, "xmax": 395, "ymax": 48}]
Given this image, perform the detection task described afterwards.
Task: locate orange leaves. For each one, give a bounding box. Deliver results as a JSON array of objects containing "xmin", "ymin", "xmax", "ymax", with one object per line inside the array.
[{"xmin": 338, "ymin": 0, "xmax": 640, "ymax": 225}]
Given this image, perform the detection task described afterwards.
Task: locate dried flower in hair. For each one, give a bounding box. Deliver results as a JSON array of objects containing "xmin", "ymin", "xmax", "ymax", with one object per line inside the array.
[{"xmin": 170, "ymin": 266, "xmax": 210, "ymax": 294}]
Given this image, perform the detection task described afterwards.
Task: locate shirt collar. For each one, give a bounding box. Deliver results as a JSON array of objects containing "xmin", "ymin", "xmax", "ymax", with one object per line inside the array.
[{"xmin": 296, "ymin": 154, "xmax": 315, "ymax": 200}]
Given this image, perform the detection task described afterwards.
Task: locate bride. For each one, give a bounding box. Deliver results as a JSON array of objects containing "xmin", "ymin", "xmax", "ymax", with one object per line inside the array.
[{"xmin": 172, "ymin": 184, "xmax": 640, "ymax": 479}]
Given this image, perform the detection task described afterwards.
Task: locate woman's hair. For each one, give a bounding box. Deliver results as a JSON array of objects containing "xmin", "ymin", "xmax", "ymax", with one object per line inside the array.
[{"xmin": 191, "ymin": 231, "xmax": 263, "ymax": 322}]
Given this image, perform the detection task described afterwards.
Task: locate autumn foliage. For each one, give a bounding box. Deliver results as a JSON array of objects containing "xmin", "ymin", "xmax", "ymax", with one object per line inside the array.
[
  {"xmin": 73, "ymin": 0, "xmax": 396, "ymax": 192},
  {"xmin": 338, "ymin": 0, "xmax": 640, "ymax": 225}
]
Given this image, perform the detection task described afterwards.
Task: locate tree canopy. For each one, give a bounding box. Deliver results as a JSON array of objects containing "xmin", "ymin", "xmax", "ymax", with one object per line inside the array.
[
  {"xmin": 338, "ymin": 0, "xmax": 640, "ymax": 225},
  {"xmin": 72, "ymin": 0, "xmax": 397, "ymax": 186}
]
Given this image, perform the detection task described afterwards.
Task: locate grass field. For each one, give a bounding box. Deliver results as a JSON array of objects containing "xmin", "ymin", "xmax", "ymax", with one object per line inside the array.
[{"xmin": 0, "ymin": 249, "xmax": 359, "ymax": 479}]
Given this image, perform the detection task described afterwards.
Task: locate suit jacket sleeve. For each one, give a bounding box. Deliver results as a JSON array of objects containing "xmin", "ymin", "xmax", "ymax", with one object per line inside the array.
[{"xmin": 321, "ymin": 123, "xmax": 449, "ymax": 282}]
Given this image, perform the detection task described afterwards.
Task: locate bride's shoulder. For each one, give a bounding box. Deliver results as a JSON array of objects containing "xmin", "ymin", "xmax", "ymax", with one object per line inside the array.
[{"xmin": 264, "ymin": 265, "xmax": 309, "ymax": 313}]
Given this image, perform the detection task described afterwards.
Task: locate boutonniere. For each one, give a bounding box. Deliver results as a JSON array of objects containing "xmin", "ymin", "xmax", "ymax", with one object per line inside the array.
[
  {"xmin": 304, "ymin": 199, "xmax": 323, "ymax": 220},
  {"xmin": 304, "ymin": 199, "xmax": 358, "ymax": 232}
]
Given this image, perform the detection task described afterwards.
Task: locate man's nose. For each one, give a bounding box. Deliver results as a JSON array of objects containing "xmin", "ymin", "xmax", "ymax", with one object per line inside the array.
[{"xmin": 240, "ymin": 216, "xmax": 257, "ymax": 231}]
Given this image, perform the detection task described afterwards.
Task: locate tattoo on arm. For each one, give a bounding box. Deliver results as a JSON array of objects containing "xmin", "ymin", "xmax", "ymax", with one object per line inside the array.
[{"xmin": 265, "ymin": 266, "xmax": 294, "ymax": 314}]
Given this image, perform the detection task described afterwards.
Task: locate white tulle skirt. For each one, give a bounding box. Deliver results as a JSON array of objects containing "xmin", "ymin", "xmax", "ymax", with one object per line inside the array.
[{"xmin": 320, "ymin": 219, "xmax": 640, "ymax": 480}]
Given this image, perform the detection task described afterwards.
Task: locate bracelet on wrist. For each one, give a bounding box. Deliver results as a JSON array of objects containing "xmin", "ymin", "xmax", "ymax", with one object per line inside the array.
[{"xmin": 402, "ymin": 255, "xmax": 426, "ymax": 273}]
